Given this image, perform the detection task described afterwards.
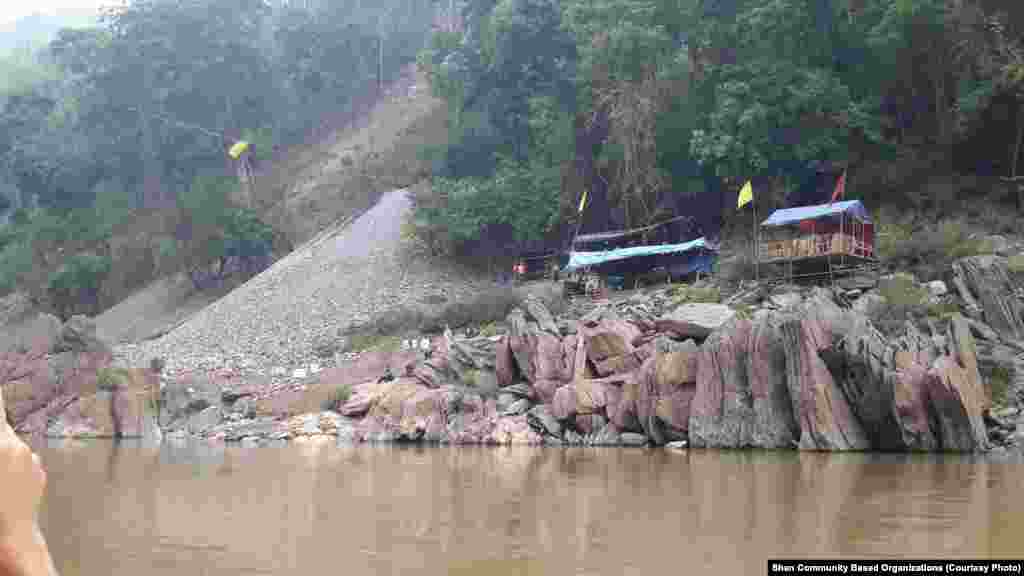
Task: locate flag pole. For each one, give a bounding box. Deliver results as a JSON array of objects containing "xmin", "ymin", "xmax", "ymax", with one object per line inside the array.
[{"xmin": 753, "ymin": 196, "xmax": 759, "ymax": 282}]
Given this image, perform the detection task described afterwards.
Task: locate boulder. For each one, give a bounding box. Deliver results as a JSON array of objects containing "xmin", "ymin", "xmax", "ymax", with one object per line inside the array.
[
  {"xmin": 502, "ymin": 398, "xmax": 531, "ymax": 417},
  {"xmin": 892, "ymin": 364, "xmax": 939, "ymax": 451},
  {"xmin": 653, "ymin": 338, "xmax": 699, "ymax": 390},
  {"xmin": 655, "ymin": 303, "xmax": 737, "ymax": 340},
  {"xmin": 507, "ymin": 309, "xmax": 565, "ymax": 383},
  {"xmin": 580, "ymin": 311, "xmax": 641, "ymax": 363},
  {"xmin": 852, "ymin": 293, "xmax": 885, "ymax": 316},
  {"xmin": 654, "ymin": 385, "xmax": 695, "ymax": 442},
  {"xmin": 560, "ymin": 334, "xmax": 579, "ymax": 381},
  {"xmin": 45, "ymin": 368, "xmax": 160, "ymax": 441},
  {"xmin": 927, "ymin": 280, "xmax": 949, "ymax": 298},
  {"xmin": 521, "ymin": 295, "xmax": 559, "ymax": 335},
  {"xmin": 5, "ymin": 313, "xmax": 62, "ymax": 356},
  {"xmin": 689, "ymin": 319, "xmax": 756, "ymax": 448},
  {"xmin": 825, "ymin": 317, "xmax": 925, "ymax": 451},
  {"xmin": 952, "ymin": 256, "xmax": 1024, "ymax": 341},
  {"xmin": 780, "ymin": 315, "xmax": 870, "ymax": 451},
  {"xmin": 495, "ymin": 336, "xmax": 517, "ymax": 387},
  {"xmin": 552, "ymin": 385, "xmax": 576, "ymax": 421},
  {"xmin": 574, "ymin": 379, "xmax": 609, "ymax": 413},
  {"xmin": 489, "ymin": 414, "xmax": 543, "ymax": 445},
  {"xmin": 56, "ymin": 315, "xmax": 110, "ymax": 354},
  {"xmin": 590, "ymin": 423, "xmax": 621, "ymax": 446},
  {"xmin": 747, "ymin": 315, "xmax": 799, "ymax": 448},
  {"xmin": 160, "ymin": 373, "xmax": 223, "ymax": 428},
  {"xmin": 527, "ymin": 404, "xmax": 562, "ymax": 438},
  {"xmin": 496, "ymin": 393, "xmax": 520, "ymax": 413},
  {"xmin": 186, "ymin": 406, "xmax": 223, "ymax": 435},
  {"xmin": 966, "ymin": 319, "xmax": 1001, "ymax": 342},
  {"xmin": 2, "ymin": 347, "xmax": 113, "ymax": 434},
  {"xmin": 444, "ymin": 394, "xmax": 499, "ymax": 444},
  {"xmin": 534, "ymin": 333, "xmax": 567, "ymax": 382},
  {"xmin": 413, "ymin": 353, "xmax": 456, "ymax": 389},
  {"xmin": 502, "ymin": 383, "xmax": 535, "ymax": 399},
  {"xmin": 926, "ymin": 356, "xmax": 989, "ymax": 451},
  {"xmin": 769, "ymin": 292, "xmax": 803, "ymax": 309},
  {"xmin": 531, "ymin": 379, "xmax": 561, "ymax": 404},
  {"xmin": 594, "ymin": 352, "xmax": 643, "ymax": 377},
  {"xmin": 575, "ymin": 413, "xmax": 608, "ymax": 436},
  {"xmin": 620, "ymin": 432, "xmax": 649, "ymax": 446}
]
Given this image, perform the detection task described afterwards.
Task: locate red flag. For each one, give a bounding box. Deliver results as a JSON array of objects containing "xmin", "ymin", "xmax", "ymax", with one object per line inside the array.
[{"xmin": 831, "ymin": 169, "xmax": 847, "ymax": 203}]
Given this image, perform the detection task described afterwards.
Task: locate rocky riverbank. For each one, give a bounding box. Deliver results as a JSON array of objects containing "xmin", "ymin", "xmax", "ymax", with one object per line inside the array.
[{"xmin": 3, "ymin": 254, "xmax": 1023, "ymax": 455}]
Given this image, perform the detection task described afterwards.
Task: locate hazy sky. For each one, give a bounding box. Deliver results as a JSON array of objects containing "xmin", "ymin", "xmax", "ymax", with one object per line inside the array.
[{"xmin": 0, "ymin": 0, "xmax": 116, "ymax": 27}]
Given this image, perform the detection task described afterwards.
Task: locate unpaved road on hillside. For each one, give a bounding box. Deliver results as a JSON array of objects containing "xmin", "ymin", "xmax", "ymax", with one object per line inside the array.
[{"xmin": 113, "ymin": 189, "xmax": 494, "ymax": 382}]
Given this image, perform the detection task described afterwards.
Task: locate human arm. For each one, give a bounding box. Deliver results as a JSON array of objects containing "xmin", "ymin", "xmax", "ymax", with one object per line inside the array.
[{"xmin": 0, "ymin": 389, "xmax": 58, "ymax": 576}]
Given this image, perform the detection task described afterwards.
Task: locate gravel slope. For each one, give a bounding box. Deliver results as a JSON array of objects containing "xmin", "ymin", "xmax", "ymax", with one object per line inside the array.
[{"xmin": 113, "ymin": 189, "xmax": 493, "ymax": 381}]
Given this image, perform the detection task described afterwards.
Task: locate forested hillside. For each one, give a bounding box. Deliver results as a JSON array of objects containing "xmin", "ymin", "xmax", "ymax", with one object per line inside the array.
[
  {"xmin": 411, "ymin": 0, "xmax": 1024, "ymax": 264},
  {"xmin": 0, "ymin": 0, "xmax": 446, "ymax": 319}
]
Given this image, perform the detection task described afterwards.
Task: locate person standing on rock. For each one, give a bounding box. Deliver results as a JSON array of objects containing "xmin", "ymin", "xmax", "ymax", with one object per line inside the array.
[{"xmin": 0, "ymin": 389, "xmax": 60, "ymax": 576}]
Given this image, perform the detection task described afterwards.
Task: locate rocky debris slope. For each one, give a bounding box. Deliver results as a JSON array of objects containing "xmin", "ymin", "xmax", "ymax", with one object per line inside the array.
[{"xmin": 111, "ymin": 189, "xmax": 494, "ymax": 386}]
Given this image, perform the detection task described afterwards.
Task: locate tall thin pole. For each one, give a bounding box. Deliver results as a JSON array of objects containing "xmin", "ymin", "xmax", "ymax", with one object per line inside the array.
[{"xmin": 753, "ymin": 199, "xmax": 759, "ymax": 282}]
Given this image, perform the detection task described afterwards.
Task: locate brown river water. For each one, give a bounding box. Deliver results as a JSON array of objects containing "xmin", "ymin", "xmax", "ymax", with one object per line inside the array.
[{"xmin": 35, "ymin": 440, "xmax": 1024, "ymax": 575}]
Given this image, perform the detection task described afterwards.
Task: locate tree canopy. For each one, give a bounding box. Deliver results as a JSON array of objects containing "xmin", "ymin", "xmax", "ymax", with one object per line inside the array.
[{"xmin": 415, "ymin": 0, "xmax": 1024, "ymax": 260}]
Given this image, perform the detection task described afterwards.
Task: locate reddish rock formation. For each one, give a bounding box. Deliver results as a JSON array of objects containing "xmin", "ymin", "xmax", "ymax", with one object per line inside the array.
[
  {"xmin": 495, "ymin": 336, "xmax": 516, "ymax": 387},
  {"xmin": 747, "ymin": 317, "xmax": 798, "ymax": 448},
  {"xmin": 690, "ymin": 318, "xmax": 757, "ymax": 448},
  {"xmin": 781, "ymin": 315, "xmax": 870, "ymax": 451}
]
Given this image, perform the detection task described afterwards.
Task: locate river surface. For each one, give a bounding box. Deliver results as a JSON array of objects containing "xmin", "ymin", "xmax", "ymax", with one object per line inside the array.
[{"xmin": 35, "ymin": 440, "xmax": 1024, "ymax": 575}]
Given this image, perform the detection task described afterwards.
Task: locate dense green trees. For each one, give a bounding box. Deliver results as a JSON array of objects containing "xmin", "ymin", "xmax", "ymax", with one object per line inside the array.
[
  {"xmin": 416, "ymin": 0, "xmax": 1024, "ymax": 259},
  {"xmin": 0, "ymin": 0, "xmax": 439, "ymax": 311}
]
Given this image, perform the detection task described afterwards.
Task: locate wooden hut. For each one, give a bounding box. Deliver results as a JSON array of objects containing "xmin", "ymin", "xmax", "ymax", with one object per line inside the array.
[{"xmin": 759, "ymin": 200, "xmax": 877, "ymax": 282}]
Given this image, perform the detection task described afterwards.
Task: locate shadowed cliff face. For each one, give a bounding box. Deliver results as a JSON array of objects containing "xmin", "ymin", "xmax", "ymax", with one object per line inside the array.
[{"xmin": 36, "ymin": 442, "xmax": 1023, "ymax": 576}]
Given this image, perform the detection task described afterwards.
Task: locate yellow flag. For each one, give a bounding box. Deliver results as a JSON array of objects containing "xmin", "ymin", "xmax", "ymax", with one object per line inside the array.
[
  {"xmin": 577, "ymin": 189, "xmax": 588, "ymax": 214},
  {"xmin": 737, "ymin": 180, "xmax": 753, "ymax": 209},
  {"xmin": 228, "ymin": 140, "xmax": 250, "ymax": 160}
]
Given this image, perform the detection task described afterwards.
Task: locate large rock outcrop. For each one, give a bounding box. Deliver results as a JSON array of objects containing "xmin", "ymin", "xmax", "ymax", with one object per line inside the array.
[
  {"xmin": 0, "ymin": 314, "xmax": 166, "ymax": 438},
  {"xmin": 952, "ymin": 255, "xmax": 1024, "ymax": 341},
  {"xmin": 209, "ymin": 281, "xmax": 1001, "ymax": 451}
]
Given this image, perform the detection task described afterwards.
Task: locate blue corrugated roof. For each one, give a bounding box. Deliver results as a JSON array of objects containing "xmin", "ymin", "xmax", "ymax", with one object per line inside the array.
[
  {"xmin": 760, "ymin": 200, "xmax": 870, "ymax": 227},
  {"xmin": 565, "ymin": 237, "xmax": 712, "ymax": 272}
]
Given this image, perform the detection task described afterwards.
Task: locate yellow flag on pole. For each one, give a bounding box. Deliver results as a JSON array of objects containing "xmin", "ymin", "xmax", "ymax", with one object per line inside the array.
[
  {"xmin": 228, "ymin": 140, "xmax": 250, "ymax": 160},
  {"xmin": 577, "ymin": 189, "xmax": 588, "ymax": 214},
  {"xmin": 737, "ymin": 180, "xmax": 753, "ymax": 209}
]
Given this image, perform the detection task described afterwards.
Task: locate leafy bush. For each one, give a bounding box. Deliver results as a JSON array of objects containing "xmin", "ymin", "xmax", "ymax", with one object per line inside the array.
[
  {"xmin": 46, "ymin": 251, "xmax": 112, "ymax": 319},
  {"xmin": 869, "ymin": 274, "xmax": 934, "ymax": 337},
  {"xmin": 151, "ymin": 235, "xmax": 179, "ymax": 275},
  {"xmin": 346, "ymin": 333, "xmax": 401, "ymax": 353},
  {"xmin": 320, "ymin": 385, "xmax": 353, "ymax": 413},
  {"xmin": 96, "ymin": 367, "xmax": 131, "ymax": 392},
  {"xmin": 1009, "ymin": 254, "xmax": 1024, "ymax": 274},
  {"xmin": 241, "ymin": 126, "xmax": 277, "ymax": 164},
  {"xmin": 411, "ymin": 157, "xmax": 562, "ymax": 256},
  {"xmin": 669, "ymin": 284, "xmax": 722, "ymax": 305},
  {"xmin": 0, "ymin": 240, "xmax": 33, "ymax": 295},
  {"xmin": 179, "ymin": 176, "xmax": 278, "ymax": 289},
  {"xmin": 987, "ymin": 364, "xmax": 1012, "ymax": 407}
]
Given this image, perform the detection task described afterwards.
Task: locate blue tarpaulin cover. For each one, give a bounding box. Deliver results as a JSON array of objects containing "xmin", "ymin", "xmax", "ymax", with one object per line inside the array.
[
  {"xmin": 565, "ymin": 237, "xmax": 712, "ymax": 272},
  {"xmin": 760, "ymin": 200, "xmax": 871, "ymax": 228}
]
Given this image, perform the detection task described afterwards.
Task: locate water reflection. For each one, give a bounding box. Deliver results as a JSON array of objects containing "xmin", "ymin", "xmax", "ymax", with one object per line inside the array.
[{"xmin": 36, "ymin": 443, "xmax": 1023, "ymax": 576}]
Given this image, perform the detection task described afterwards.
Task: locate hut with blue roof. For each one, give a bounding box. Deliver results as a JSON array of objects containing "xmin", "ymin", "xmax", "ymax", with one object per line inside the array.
[{"xmin": 759, "ymin": 199, "xmax": 877, "ymax": 282}]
